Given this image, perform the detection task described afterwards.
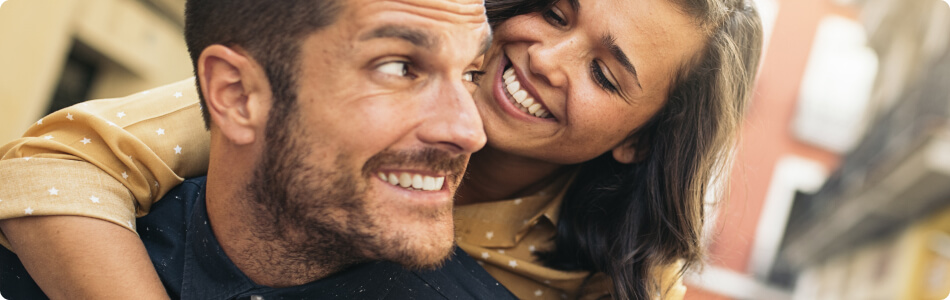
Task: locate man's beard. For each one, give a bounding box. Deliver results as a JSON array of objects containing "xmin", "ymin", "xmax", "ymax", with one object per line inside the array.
[{"xmin": 245, "ymin": 107, "xmax": 468, "ymax": 273}]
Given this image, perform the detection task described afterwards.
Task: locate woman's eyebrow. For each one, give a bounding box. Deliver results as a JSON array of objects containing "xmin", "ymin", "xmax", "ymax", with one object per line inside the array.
[{"xmin": 601, "ymin": 33, "xmax": 642, "ymax": 90}]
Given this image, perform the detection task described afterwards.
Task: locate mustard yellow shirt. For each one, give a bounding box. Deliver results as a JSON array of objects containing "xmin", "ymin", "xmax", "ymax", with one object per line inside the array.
[{"xmin": 0, "ymin": 78, "xmax": 685, "ymax": 299}]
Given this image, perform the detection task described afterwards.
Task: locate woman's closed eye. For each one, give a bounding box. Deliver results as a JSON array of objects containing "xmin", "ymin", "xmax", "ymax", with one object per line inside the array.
[
  {"xmin": 543, "ymin": 5, "xmax": 568, "ymax": 27},
  {"xmin": 590, "ymin": 60, "xmax": 619, "ymax": 93}
]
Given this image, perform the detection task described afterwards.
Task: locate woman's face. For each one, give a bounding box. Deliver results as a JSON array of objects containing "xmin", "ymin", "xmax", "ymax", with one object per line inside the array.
[{"xmin": 475, "ymin": 0, "xmax": 705, "ymax": 164}]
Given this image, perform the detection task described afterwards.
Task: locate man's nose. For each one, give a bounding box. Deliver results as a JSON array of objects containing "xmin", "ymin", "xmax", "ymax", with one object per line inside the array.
[{"xmin": 416, "ymin": 79, "xmax": 487, "ymax": 155}]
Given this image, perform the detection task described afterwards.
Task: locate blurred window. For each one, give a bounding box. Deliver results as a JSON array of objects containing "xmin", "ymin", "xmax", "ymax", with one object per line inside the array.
[
  {"xmin": 47, "ymin": 43, "xmax": 98, "ymax": 115},
  {"xmin": 793, "ymin": 16, "xmax": 879, "ymax": 153}
]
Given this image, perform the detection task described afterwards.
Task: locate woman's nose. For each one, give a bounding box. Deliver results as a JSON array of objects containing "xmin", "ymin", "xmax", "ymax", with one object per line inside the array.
[{"xmin": 526, "ymin": 36, "xmax": 577, "ymax": 88}]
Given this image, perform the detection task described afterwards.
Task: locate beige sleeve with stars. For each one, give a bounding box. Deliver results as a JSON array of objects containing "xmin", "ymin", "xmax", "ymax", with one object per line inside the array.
[{"xmin": 0, "ymin": 78, "xmax": 210, "ymax": 249}]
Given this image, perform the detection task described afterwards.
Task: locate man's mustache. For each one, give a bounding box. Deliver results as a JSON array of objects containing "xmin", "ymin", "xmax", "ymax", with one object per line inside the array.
[{"xmin": 362, "ymin": 148, "xmax": 468, "ymax": 177}]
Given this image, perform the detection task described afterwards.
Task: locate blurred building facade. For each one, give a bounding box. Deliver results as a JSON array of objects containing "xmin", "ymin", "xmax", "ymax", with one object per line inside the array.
[
  {"xmin": 776, "ymin": 0, "xmax": 950, "ymax": 299},
  {"xmin": 0, "ymin": 0, "xmax": 191, "ymax": 143},
  {"xmin": 682, "ymin": 0, "xmax": 950, "ymax": 299}
]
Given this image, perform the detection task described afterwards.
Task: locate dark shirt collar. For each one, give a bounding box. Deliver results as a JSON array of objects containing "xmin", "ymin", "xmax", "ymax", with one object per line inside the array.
[{"xmin": 181, "ymin": 193, "xmax": 257, "ymax": 299}]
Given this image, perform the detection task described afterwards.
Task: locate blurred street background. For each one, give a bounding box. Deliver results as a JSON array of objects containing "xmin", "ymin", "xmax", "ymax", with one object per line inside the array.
[{"xmin": 1, "ymin": 0, "xmax": 950, "ymax": 299}]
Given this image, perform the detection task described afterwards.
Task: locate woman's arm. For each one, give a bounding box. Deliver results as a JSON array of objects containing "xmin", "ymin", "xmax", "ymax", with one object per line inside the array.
[
  {"xmin": 0, "ymin": 78, "xmax": 210, "ymax": 298},
  {"xmin": 1, "ymin": 216, "xmax": 167, "ymax": 299}
]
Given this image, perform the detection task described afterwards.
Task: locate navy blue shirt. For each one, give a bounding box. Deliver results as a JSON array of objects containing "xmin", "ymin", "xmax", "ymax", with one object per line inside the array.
[{"xmin": 1, "ymin": 177, "xmax": 515, "ymax": 300}]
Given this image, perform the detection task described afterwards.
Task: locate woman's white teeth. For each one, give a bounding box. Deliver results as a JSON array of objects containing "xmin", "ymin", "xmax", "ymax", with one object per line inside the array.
[
  {"xmin": 378, "ymin": 172, "xmax": 445, "ymax": 191},
  {"xmin": 502, "ymin": 66, "xmax": 551, "ymax": 118},
  {"xmin": 528, "ymin": 103, "xmax": 542, "ymax": 114},
  {"xmin": 504, "ymin": 68, "xmax": 515, "ymax": 78},
  {"xmin": 513, "ymin": 90, "xmax": 528, "ymax": 103},
  {"xmin": 506, "ymin": 81, "xmax": 520, "ymax": 95},
  {"xmin": 521, "ymin": 98, "xmax": 534, "ymax": 107}
]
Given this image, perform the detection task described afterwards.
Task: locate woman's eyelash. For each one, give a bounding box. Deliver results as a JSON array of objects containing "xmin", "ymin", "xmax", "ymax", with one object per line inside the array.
[
  {"xmin": 590, "ymin": 61, "xmax": 618, "ymax": 92},
  {"xmin": 544, "ymin": 9, "xmax": 567, "ymax": 26}
]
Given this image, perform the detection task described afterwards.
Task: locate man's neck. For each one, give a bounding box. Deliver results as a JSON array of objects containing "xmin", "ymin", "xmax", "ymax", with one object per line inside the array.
[
  {"xmin": 456, "ymin": 146, "xmax": 569, "ymax": 206},
  {"xmin": 205, "ymin": 174, "xmax": 358, "ymax": 288}
]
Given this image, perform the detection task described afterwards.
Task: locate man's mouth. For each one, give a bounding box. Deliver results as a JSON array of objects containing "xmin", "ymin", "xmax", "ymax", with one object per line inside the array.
[
  {"xmin": 501, "ymin": 62, "xmax": 553, "ymax": 119},
  {"xmin": 377, "ymin": 171, "xmax": 445, "ymax": 191}
]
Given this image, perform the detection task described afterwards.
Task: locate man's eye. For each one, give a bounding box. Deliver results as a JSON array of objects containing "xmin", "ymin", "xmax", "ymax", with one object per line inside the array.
[
  {"xmin": 462, "ymin": 70, "xmax": 485, "ymax": 83},
  {"xmin": 376, "ymin": 61, "xmax": 410, "ymax": 77}
]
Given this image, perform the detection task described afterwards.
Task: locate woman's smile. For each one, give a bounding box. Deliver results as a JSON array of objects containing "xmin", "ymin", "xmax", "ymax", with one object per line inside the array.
[{"xmin": 491, "ymin": 53, "xmax": 559, "ymax": 122}]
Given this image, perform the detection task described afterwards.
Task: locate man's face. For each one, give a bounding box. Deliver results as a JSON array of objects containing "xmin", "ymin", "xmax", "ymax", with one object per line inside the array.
[{"xmin": 254, "ymin": 0, "xmax": 491, "ymax": 269}]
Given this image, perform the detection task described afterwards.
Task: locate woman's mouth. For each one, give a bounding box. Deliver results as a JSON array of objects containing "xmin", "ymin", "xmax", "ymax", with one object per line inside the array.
[
  {"xmin": 493, "ymin": 54, "xmax": 555, "ymax": 120},
  {"xmin": 501, "ymin": 65, "xmax": 552, "ymax": 118}
]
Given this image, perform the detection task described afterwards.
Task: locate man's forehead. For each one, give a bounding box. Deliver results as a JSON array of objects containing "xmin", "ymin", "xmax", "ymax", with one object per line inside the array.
[{"xmin": 348, "ymin": 0, "xmax": 487, "ymax": 26}]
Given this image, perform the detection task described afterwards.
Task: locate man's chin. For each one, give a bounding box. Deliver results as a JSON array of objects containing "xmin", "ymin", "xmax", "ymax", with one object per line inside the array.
[
  {"xmin": 375, "ymin": 225, "xmax": 456, "ymax": 271},
  {"xmin": 401, "ymin": 238, "xmax": 455, "ymax": 271}
]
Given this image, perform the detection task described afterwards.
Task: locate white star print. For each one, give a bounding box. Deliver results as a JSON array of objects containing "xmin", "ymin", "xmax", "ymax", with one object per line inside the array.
[
  {"xmin": 513, "ymin": 198, "xmax": 522, "ymax": 205},
  {"xmin": 66, "ymin": 113, "xmax": 74, "ymax": 120},
  {"xmin": 481, "ymin": 252, "xmax": 490, "ymax": 259},
  {"xmin": 174, "ymin": 145, "xmax": 182, "ymax": 154},
  {"xmin": 121, "ymin": 172, "xmax": 129, "ymax": 179},
  {"xmin": 107, "ymin": 121, "xmax": 117, "ymax": 127},
  {"xmin": 36, "ymin": 119, "xmax": 43, "ymax": 125},
  {"xmin": 80, "ymin": 138, "xmax": 91, "ymax": 145},
  {"xmin": 90, "ymin": 196, "xmax": 100, "ymax": 203},
  {"xmin": 43, "ymin": 135, "xmax": 53, "ymax": 140},
  {"xmin": 529, "ymin": 245, "xmax": 536, "ymax": 252},
  {"xmin": 156, "ymin": 128, "xmax": 165, "ymax": 135},
  {"xmin": 485, "ymin": 231, "xmax": 494, "ymax": 240},
  {"xmin": 497, "ymin": 249, "xmax": 505, "ymax": 254},
  {"xmin": 48, "ymin": 187, "xmax": 59, "ymax": 195},
  {"xmin": 116, "ymin": 111, "xmax": 126, "ymax": 118},
  {"xmin": 508, "ymin": 260, "xmax": 518, "ymax": 268},
  {"xmin": 25, "ymin": 207, "xmax": 33, "ymax": 215},
  {"xmin": 534, "ymin": 290, "xmax": 543, "ymax": 297},
  {"xmin": 154, "ymin": 181, "xmax": 160, "ymax": 188},
  {"xmin": 174, "ymin": 91, "xmax": 183, "ymax": 98}
]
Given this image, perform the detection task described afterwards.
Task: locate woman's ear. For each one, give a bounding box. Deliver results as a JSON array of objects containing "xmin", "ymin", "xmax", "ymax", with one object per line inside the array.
[
  {"xmin": 612, "ymin": 136, "xmax": 648, "ymax": 164},
  {"xmin": 197, "ymin": 45, "xmax": 271, "ymax": 146}
]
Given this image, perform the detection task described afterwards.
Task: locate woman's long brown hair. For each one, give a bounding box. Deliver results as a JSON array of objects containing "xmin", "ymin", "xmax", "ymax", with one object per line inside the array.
[{"xmin": 485, "ymin": 0, "xmax": 764, "ymax": 299}]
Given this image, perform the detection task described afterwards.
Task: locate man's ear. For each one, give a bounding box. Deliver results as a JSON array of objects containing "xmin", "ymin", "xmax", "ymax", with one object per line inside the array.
[
  {"xmin": 197, "ymin": 45, "xmax": 271, "ymax": 145},
  {"xmin": 611, "ymin": 136, "xmax": 648, "ymax": 164}
]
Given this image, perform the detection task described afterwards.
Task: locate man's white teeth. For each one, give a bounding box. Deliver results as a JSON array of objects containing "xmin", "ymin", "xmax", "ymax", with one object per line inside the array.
[
  {"xmin": 378, "ymin": 172, "xmax": 445, "ymax": 191},
  {"xmin": 502, "ymin": 66, "xmax": 552, "ymax": 118}
]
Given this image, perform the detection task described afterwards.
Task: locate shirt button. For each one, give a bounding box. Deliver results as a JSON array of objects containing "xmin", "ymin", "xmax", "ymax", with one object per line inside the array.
[{"xmin": 250, "ymin": 295, "xmax": 264, "ymax": 300}]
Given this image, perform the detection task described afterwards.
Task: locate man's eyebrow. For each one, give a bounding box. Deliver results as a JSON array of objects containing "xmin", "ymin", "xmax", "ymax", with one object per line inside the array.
[
  {"xmin": 601, "ymin": 33, "xmax": 642, "ymax": 89},
  {"xmin": 360, "ymin": 25, "xmax": 437, "ymax": 49}
]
